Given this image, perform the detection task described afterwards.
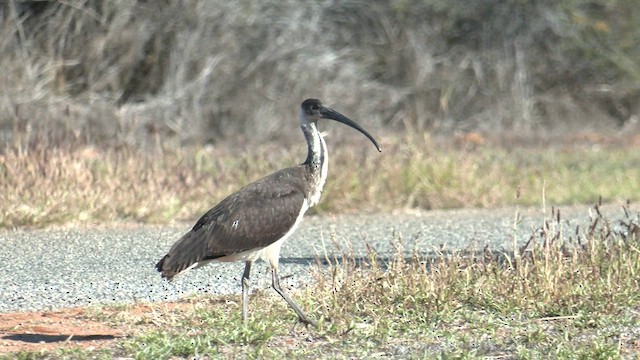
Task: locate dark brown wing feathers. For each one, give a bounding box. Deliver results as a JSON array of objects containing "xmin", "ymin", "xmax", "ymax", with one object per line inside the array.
[{"xmin": 156, "ymin": 167, "xmax": 309, "ymax": 279}]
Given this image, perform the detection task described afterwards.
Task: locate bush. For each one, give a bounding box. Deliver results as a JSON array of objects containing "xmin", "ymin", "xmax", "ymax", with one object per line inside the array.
[{"xmin": 1, "ymin": 0, "xmax": 638, "ymax": 150}]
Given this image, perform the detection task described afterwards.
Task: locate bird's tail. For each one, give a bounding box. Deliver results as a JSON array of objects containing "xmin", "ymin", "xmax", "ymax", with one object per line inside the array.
[
  {"xmin": 156, "ymin": 230, "xmax": 214, "ymax": 280},
  {"xmin": 155, "ymin": 255, "xmax": 177, "ymax": 281}
]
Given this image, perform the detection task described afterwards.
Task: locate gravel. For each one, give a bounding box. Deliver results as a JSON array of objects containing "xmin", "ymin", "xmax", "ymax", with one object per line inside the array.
[{"xmin": 0, "ymin": 204, "xmax": 628, "ymax": 313}]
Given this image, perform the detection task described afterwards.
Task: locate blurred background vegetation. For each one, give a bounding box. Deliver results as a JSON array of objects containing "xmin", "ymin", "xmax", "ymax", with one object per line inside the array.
[{"xmin": 1, "ymin": 0, "xmax": 639, "ymax": 151}]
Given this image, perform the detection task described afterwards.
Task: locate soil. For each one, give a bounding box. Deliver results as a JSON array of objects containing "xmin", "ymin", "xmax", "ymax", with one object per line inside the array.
[
  {"xmin": 0, "ymin": 307, "xmax": 126, "ymax": 354},
  {"xmin": 0, "ymin": 302, "xmax": 195, "ymax": 355}
]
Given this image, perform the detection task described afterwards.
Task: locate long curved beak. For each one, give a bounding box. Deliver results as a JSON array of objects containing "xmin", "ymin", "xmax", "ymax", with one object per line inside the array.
[{"xmin": 319, "ymin": 106, "xmax": 382, "ymax": 152}]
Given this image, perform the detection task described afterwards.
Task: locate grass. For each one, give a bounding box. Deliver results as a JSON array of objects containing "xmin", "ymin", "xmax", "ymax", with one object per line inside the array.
[
  {"xmin": 0, "ymin": 130, "xmax": 638, "ymax": 358},
  {"xmin": 1, "ymin": 135, "xmax": 639, "ymax": 228},
  {"xmin": 3, "ymin": 201, "xmax": 638, "ymax": 359}
]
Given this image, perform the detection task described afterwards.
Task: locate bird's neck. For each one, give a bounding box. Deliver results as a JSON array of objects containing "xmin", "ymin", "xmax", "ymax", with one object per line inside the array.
[
  {"xmin": 301, "ymin": 122, "xmax": 329, "ymax": 207},
  {"xmin": 302, "ymin": 122, "xmax": 325, "ymax": 166}
]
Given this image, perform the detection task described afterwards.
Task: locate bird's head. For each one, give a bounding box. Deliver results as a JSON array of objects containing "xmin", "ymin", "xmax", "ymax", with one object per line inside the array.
[{"xmin": 300, "ymin": 99, "xmax": 381, "ymax": 152}]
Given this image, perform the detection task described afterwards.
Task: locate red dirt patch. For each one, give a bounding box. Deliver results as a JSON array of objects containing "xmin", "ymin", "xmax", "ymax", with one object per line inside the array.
[
  {"xmin": 0, "ymin": 302, "xmax": 199, "ymax": 355},
  {"xmin": 0, "ymin": 307, "xmax": 124, "ymax": 354}
]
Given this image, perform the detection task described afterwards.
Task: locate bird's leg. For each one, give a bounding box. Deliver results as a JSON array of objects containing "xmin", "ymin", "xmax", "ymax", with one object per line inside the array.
[
  {"xmin": 271, "ymin": 266, "xmax": 317, "ymax": 327},
  {"xmin": 242, "ymin": 261, "xmax": 252, "ymax": 325}
]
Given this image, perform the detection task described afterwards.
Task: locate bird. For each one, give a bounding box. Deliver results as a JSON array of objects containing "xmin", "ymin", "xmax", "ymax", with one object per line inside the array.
[{"xmin": 155, "ymin": 98, "xmax": 381, "ymax": 326}]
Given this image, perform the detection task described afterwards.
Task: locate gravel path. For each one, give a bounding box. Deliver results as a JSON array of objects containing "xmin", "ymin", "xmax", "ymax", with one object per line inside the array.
[{"xmin": 0, "ymin": 204, "xmax": 630, "ymax": 313}]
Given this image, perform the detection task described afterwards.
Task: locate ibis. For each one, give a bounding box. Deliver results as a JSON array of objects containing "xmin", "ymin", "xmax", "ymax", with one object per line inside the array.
[{"xmin": 156, "ymin": 99, "xmax": 381, "ymax": 326}]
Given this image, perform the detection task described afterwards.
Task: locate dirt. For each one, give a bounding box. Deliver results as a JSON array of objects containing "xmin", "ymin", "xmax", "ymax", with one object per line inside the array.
[
  {"xmin": 0, "ymin": 307, "xmax": 125, "ymax": 354},
  {"xmin": 0, "ymin": 302, "xmax": 201, "ymax": 355},
  {"xmin": 0, "ymin": 303, "xmax": 193, "ymax": 356}
]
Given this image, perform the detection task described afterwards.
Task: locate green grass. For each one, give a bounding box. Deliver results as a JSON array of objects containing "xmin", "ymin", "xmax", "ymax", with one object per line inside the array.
[
  {"xmin": 1, "ymin": 138, "xmax": 639, "ymax": 228},
  {"xmin": 3, "ymin": 202, "xmax": 638, "ymax": 359}
]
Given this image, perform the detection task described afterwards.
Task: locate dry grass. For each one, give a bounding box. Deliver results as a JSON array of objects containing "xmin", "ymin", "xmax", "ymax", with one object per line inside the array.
[{"xmin": 1, "ymin": 136, "xmax": 639, "ymax": 228}]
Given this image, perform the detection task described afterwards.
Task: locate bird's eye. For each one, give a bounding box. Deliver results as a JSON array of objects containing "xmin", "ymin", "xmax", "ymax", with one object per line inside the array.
[{"xmin": 311, "ymin": 104, "xmax": 319, "ymax": 110}]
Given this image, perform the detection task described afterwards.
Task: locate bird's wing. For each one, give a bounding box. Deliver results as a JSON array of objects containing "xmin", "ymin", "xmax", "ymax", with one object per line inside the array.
[{"xmin": 156, "ymin": 168, "xmax": 307, "ymax": 278}]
